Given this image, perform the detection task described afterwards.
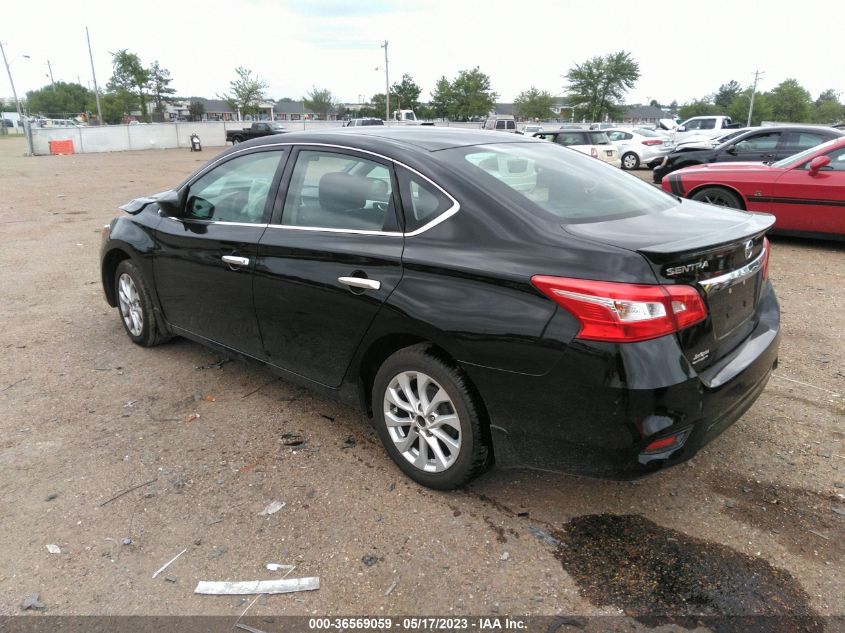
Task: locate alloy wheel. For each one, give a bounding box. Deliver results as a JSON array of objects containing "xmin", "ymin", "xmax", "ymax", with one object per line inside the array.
[
  {"xmin": 118, "ymin": 273, "xmax": 143, "ymax": 336},
  {"xmin": 383, "ymin": 371, "xmax": 461, "ymax": 473}
]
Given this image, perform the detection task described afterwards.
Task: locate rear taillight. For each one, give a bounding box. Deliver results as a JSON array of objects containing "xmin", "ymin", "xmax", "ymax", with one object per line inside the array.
[
  {"xmin": 641, "ymin": 139, "xmax": 663, "ymax": 146},
  {"xmin": 531, "ymin": 276, "xmax": 707, "ymax": 343},
  {"xmin": 590, "ymin": 147, "xmax": 599, "ymax": 158},
  {"xmin": 762, "ymin": 237, "xmax": 770, "ymax": 280}
]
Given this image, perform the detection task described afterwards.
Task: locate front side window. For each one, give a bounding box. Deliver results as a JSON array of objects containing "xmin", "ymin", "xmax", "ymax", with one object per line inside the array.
[
  {"xmin": 186, "ymin": 151, "xmax": 283, "ymax": 223},
  {"xmin": 733, "ymin": 132, "xmax": 781, "ymax": 152},
  {"xmin": 442, "ymin": 142, "xmax": 676, "ymax": 223},
  {"xmin": 281, "ymin": 150, "xmax": 395, "ymax": 231},
  {"xmin": 698, "ymin": 118, "xmax": 717, "ymax": 130},
  {"xmin": 683, "ymin": 119, "xmax": 702, "ymax": 131}
]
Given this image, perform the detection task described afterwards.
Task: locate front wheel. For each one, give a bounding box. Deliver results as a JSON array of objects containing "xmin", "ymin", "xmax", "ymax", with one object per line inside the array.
[
  {"xmin": 114, "ymin": 260, "xmax": 168, "ymax": 347},
  {"xmin": 621, "ymin": 152, "xmax": 640, "ymax": 170},
  {"xmin": 690, "ymin": 187, "xmax": 744, "ymax": 209},
  {"xmin": 231, "ymin": 136, "xmax": 241, "ymax": 144},
  {"xmin": 372, "ymin": 345, "xmax": 491, "ymax": 489}
]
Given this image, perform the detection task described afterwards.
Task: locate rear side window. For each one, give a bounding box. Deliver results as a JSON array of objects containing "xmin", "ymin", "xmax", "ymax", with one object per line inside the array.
[
  {"xmin": 783, "ymin": 132, "xmax": 828, "ymax": 151},
  {"xmin": 396, "ymin": 167, "xmax": 455, "ymax": 233},
  {"xmin": 280, "ymin": 150, "xmax": 395, "ymax": 232},
  {"xmin": 589, "ymin": 132, "xmax": 611, "ymax": 144},
  {"xmin": 555, "ymin": 133, "xmax": 585, "ymax": 146}
]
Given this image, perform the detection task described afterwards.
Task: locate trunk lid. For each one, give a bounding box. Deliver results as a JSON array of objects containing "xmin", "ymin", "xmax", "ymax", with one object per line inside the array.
[{"xmin": 564, "ymin": 200, "xmax": 775, "ymax": 373}]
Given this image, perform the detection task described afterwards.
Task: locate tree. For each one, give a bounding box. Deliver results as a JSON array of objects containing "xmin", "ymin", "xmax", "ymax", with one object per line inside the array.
[
  {"xmin": 188, "ymin": 101, "xmax": 206, "ymax": 122},
  {"xmin": 25, "ymin": 82, "xmax": 93, "ymax": 117},
  {"xmin": 303, "ymin": 87, "xmax": 337, "ymax": 119},
  {"xmin": 812, "ymin": 89, "xmax": 843, "ymax": 124},
  {"xmin": 219, "ymin": 67, "xmax": 268, "ymax": 120},
  {"xmin": 768, "ymin": 78, "xmax": 811, "ymax": 122},
  {"xmin": 391, "ymin": 73, "xmax": 422, "ymax": 112},
  {"xmin": 726, "ymin": 88, "xmax": 772, "ymax": 126},
  {"xmin": 98, "ymin": 92, "xmax": 129, "ymax": 124},
  {"xmin": 678, "ymin": 98, "xmax": 722, "ymax": 120},
  {"xmin": 148, "ymin": 61, "xmax": 176, "ymax": 114},
  {"xmin": 429, "ymin": 75, "xmax": 453, "ymax": 119},
  {"xmin": 649, "ymin": 99, "xmax": 661, "ymax": 108},
  {"xmin": 514, "ymin": 87, "xmax": 556, "ymax": 120},
  {"xmin": 714, "ymin": 80, "xmax": 742, "ymax": 110},
  {"xmin": 107, "ymin": 50, "xmax": 150, "ymax": 121},
  {"xmin": 668, "ymin": 100, "xmax": 679, "ymax": 112},
  {"xmin": 449, "ymin": 67, "xmax": 497, "ymax": 121},
  {"xmin": 368, "ymin": 93, "xmax": 389, "ymax": 119},
  {"xmin": 564, "ymin": 50, "xmax": 639, "ymax": 122}
]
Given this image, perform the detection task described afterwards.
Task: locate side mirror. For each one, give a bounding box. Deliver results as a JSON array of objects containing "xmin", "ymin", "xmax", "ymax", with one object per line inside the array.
[
  {"xmin": 676, "ymin": 125, "xmax": 686, "ymax": 132},
  {"xmin": 156, "ymin": 189, "xmax": 183, "ymax": 217},
  {"xmin": 808, "ymin": 155, "xmax": 831, "ymax": 174}
]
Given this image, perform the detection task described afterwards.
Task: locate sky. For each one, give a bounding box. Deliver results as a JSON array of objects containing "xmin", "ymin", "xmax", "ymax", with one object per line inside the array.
[{"xmin": 2, "ymin": 0, "xmax": 842, "ymax": 108}]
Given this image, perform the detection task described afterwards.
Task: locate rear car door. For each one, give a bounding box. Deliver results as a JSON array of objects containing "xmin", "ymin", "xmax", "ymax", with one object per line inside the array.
[
  {"xmin": 778, "ymin": 130, "xmax": 832, "ymax": 161},
  {"xmin": 254, "ymin": 147, "xmax": 404, "ymax": 386},
  {"xmin": 153, "ymin": 148, "xmax": 286, "ymax": 356},
  {"xmin": 769, "ymin": 145, "xmax": 845, "ymax": 235}
]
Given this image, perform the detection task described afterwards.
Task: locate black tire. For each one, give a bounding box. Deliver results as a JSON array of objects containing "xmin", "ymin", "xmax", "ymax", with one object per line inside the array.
[
  {"xmin": 621, "ymin": 152, "xmax": 640, "ymax": 170},
  {"xmin": 690, "ymin": 186, "xmax": 744, "ymax": 209},
  {"xmin": 372, "ymin": 344, "xmax": 491, "ymax": 489},
  {"xmin": 231, "ymin": 136, "xmax": 242, "ymax": 145},
  {"xmin": 114, "ymin": 260, "xmax": 169, "ymax": 347}
]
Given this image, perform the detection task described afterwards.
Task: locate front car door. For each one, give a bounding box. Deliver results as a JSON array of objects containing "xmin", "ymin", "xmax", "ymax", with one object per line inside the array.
[
  {"xmin": 254, "ymin": 147, "xmax": 404, "ymax": 386},
  {"xmin": 153, "ymin": 148, "xmax": 286, "ymax": 355},
  {"xmin": 769, "ymin": 144, "xmax": 845, "ymax": 236},
  {"xmin": 721, "ymin": 130, "xmax": 782, "ymax": 163}
]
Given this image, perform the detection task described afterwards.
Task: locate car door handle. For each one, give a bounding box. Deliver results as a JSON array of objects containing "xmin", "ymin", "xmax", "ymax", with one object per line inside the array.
[
  {"xmin": 338, "ymin": 276, "xmax": 381, "ymax": 291},
  {"xmin": 222, "ymin": 255, "xmax": 250, "ymax": 267}
]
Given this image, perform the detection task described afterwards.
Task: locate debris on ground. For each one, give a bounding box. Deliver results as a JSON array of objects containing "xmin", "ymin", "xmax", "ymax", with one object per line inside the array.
[
  {"xmin": 194, "ymin": 577, "xmax": 320, "ymax": 595},
  {"xmin": 208, "ymin": 546, "xmax": 228, "ymax": 560},
  {"xmin": 195, "ymin": 358, "xmax": 231, "ymax": 370},
  {"xmin": 341, "ymin": 435, "xmax": 356, "ymax": 449},
  {"xmin": 152, "ymin": 547, "xmax": 188, "ymax": 579},
  {"xmin": 235, "ymin": 624, "xmax": 269, "ymax": 633},
  {"xmin": 500, "ymin": 552, "xmax": 510, "ymax": 561},
  {"xmin": 98, "ymin": 477, "xmax": 158, "ymax": 507},
  {"xmin": 184, "ymin": 413, "xmax": 201, "ymax": 424},
  {"xmin": 320, "ymin": 413, "xmax": 335, "ymax": 421},
  {"xmin": 45, "ymin": 492, "xmax": 58, "ymax": 501},
  {"xmin": 527, "ymin": 526, "xmax": 562, "ymax": 547},
  {"xmin": 122, "ymin": 537, "xmax": 132, "ymax": 546},
  {"xmin": 165, "ymin": 576, "xmax": 177, "ymax": 583},
  {"xmin": 259, "ymin": 501, "xmax": 286, "ymax": 516},
  {"xmin": 361, "ymin": 553, "xmax": 381, "ymax": 567},
  {"xmin": 266, "ymin": 563, "xmax": 296, "ymax": 575},
  {"xmin": 20, "ymin": 593, "xmax": 47, "ymax": 611},
  {"xmin": 46, "ymin": 544, "xmax": 61, "ymax": 554},
  {"xmin": 832, "ymin": 506, "xmax": 845, "ymax": 517},
  {"xmin": 384, "ymin": 580, "xmax": 398, "ymax": 596}
]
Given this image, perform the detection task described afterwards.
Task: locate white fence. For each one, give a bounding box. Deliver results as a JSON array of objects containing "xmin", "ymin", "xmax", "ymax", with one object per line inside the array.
[{"xmin": 29, "ymin": 119, "xmax": 485, "ymax": 156}]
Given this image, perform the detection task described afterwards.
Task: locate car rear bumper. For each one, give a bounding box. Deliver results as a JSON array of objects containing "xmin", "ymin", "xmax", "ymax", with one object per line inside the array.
[{"xmin": 463, "ymin": 282, "xmax": 780, "ymax": 479}]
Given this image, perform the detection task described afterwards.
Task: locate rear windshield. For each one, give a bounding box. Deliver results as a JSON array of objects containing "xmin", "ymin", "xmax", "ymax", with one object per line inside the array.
[
  {"xmin": 361, "ymin": 119, "xmax": 384, "ymax": 126},
  {"xmin": 441, "ymin": 142, "xmax": 677, "ymax": 223},
  {"xmin": 634, "ymin": 128, "xmax": 662, "ymax": 137},
  {"xmin": 589, "ymin": 132, "xmax": 611, "ymax": 144}
]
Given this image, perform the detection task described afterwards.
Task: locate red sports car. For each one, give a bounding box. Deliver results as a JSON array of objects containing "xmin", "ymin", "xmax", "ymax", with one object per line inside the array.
[{"xmin": 662, "ymin": 137, "xmax": 845, "ymax": 239}]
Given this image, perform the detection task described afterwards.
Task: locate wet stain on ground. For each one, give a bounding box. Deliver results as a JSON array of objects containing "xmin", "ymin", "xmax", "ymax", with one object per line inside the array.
[{"xmin": 553, "ymin": 514, "xmax": 822, "ymax": 633}]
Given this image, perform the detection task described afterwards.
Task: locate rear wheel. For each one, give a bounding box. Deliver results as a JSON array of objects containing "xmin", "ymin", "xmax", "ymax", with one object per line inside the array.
[
  {"xmin": 372, "ymin": 344, "xmax": 490, "ymax": 489},
  {"xmin": 621, "ymin": 152, "xmax": 640, "ymax": 170},
  {"xmin": 231, "ymin": 136, "xmax": 241, "ymax": 144},
  {"xmin": 690, "ymin": 187, "xmax": 744, "ymax": 209},
  {"xmin": 114, "ymin": 260, "xmax": 168, "ymax": 347}
]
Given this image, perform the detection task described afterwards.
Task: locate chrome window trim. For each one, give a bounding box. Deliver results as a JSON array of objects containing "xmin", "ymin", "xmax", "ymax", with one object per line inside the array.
[
  {"xmin": 698, "ymin": 249, "xmax": 765, "ymax": 294},
  {"xmin": 165, "ymin": 217, "xmax": 269, "ymax": 228},
  {"xmin": 186, "ymin": 142, "xmax": 461, "ymax": 238}
]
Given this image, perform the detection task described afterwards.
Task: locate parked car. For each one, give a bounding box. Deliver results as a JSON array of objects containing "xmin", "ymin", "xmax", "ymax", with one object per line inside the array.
[
  {"xmin": 483, "ymin": 116, "xmax": 518, "ymax": 133},
  {"xmin": 673, "ymin": 127, "xmax": 757, "ymax": 151},
  {"xmin": 671, "ymin": 115, "xmax": 743, "ymax": 144},
  {"xmin": 226, "ymin": 121, "xmax": 287, "ymax": 144},
  {"xmin": 662, "ymin": 136, "xmax": 845, "ymax": 240},
  {"xmin": 101, "ymin": 127, "xmax": 779, "ymax": 489},
  {"xmin": 605, "ymin": 127, "xmax": 673, "ymax": 170},
  {"xmin": 522, "ymin": 124, "xmax": 544, "ymax": 136},
  {"xmin": 653, "ymin": 126, "xmax": 843, "ymax": 183},
  {"xmin": 345, "ymin": 118, "xmax": 384, "ymax": 127},
  {"xmin": 533, "ymin": 129, "xmax": 621, "ymax": 167}
]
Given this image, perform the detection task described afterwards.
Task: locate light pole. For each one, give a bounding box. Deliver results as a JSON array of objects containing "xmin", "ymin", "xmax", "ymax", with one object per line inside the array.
[
  {"xmin": 0, "ymin": 41, "xmax": 33, "ymax": 154},
  {"xmin": 747, "ymin": 69, "xmax": 764, "ymax": 127},
  {"xmin": 380, "ymin": 40, "xmax": 389, "ymax": 122}
]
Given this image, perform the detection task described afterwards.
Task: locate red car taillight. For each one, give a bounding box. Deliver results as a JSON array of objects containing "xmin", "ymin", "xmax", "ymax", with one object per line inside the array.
[
  {"xmin": 641, "ymin": 139, "xmax": 664, "ymax": 146},
  {"xmin": 590, "ymin": 147, "xmax": 599, "ymax": 158},
  {"xmin": 762, "ymin": 237, "xmax": 770, "ymax": 280},
  {"xmin": 531, "ymin": 276, "xmax": 708, "ymax": 343}
]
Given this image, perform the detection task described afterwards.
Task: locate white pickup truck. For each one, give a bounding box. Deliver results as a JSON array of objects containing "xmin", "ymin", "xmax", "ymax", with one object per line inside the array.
[{"xmin": 671, "ymin": 115, "xmax": 742, "ymax": 144}]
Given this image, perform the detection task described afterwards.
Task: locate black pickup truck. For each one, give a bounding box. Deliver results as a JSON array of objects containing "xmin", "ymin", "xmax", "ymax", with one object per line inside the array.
[{"xmin": 226, "ymin": 122, "xmax": 287, "ymax": 144}]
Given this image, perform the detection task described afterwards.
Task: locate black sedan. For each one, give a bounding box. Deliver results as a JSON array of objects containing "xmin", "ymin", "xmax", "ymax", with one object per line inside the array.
[
  {"xmin": 653, "ymin": 125, "xmax": 843, "ymax": 183},
  {"xmin": 101, "ymin": 128, "xmax": 780, "ymax": 489}
]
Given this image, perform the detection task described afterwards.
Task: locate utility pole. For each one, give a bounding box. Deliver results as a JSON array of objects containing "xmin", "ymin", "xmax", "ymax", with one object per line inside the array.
[
  {"xmin": 86, "ymin": 27, "xmax": 104, "ymax": 126},
  {"xmin": 747, "ymin": 69, "xmax": 764, "ymax": 127},
  {"xmin": 0, "ymin": 40, "xmax": 33, "ymax": 155},
  {"xmin": 47, "ymin": 60, "xmax": 55, "ymax": 88},
  {"xmin": 381, "ymin": 40, "xmax": 389, "ymax": 122}
]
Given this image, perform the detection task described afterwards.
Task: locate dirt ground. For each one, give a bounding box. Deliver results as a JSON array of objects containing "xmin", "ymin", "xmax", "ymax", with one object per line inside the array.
[{"xmin": 0, "ymin": 136, "xmax": 842, "ymax": 625}]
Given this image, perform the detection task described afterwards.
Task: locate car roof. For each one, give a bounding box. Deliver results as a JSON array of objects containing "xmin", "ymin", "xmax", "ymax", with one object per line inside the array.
[{"xmin": 230, "ymin": 126, "xmax": 539, "ymax": 154}]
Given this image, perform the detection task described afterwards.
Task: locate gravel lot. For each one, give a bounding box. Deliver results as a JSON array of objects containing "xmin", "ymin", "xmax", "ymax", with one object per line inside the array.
[{"xmin": 0, "ymin": 136, "xmax": 842, "ymax": 625}]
